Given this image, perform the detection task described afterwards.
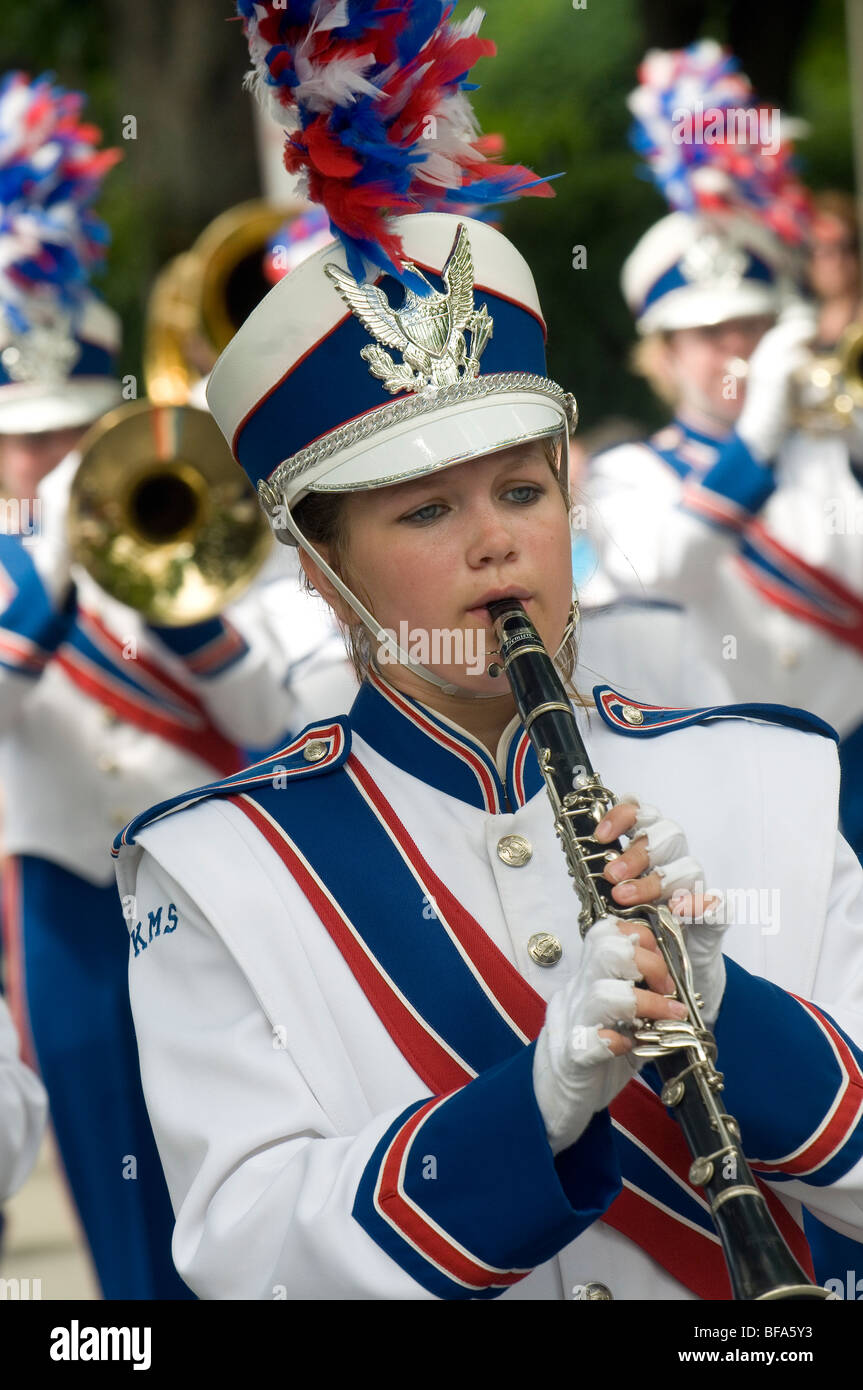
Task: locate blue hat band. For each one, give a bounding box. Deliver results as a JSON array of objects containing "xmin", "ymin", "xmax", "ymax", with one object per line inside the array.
[
  {"xmin": 641, "ymin": 250, "xmax": 775, "ymax": 315},
  {"xmin": 235, "ymin": 275, "xmax": 548, "ymax": 488}
]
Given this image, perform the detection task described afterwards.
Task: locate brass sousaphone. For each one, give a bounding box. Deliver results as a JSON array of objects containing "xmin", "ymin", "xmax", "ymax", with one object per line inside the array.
[
  {"xmin": 68, "ymin": 400, "xmax": 273, "ymax": 625},
  {"xmin": 69, "ymin": 200, "xmax": 309, "ymax": 623},
  {"xmin": 144, "ymin": 198, "xmax": 303, "ymax": 406}
]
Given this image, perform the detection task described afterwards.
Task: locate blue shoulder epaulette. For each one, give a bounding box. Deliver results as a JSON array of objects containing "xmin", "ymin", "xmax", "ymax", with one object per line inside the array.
[
  {"xmin": 112, "ymin": 718, "xmax": 351, "ymax": 857},
  {"xmin": 594, "ymin": 687, "xmax": 840, "ymax": 742}
]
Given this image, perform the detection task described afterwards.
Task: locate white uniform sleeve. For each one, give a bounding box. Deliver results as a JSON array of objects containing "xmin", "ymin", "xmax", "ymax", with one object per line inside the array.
[
  {"xmin": 0, "ymin": 994, "xmax": 46, "ymax": 1201},
  {"xmin": 0, "ymin": 527, "xmax": 77, "ymax": 736},
  {"xmin": 585, "ymin": 438, "xmax": 772, "ymax": 604},
  {"xmin": 774, "ymin": 831, "xmax": 863, "ymax": 1234},
  {"xmin": 147, "ymin": 568, "xmax": 354, "ymax": 750}
]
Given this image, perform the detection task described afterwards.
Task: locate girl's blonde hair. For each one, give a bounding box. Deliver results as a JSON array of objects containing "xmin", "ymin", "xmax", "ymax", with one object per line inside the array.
[{"xmin": 630, "ymin": 333, "xmax": 679, "ymax": 407}]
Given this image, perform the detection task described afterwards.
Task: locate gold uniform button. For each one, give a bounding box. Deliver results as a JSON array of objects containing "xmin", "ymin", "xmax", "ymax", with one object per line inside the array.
[
  {"xmin": 621, "ymin": 705, "xmax": 645, "ymax": 726},
  {"xmin": 97, "ymin": 755, "xmax": 119, "ymax": 774},
  {"xmin": 101, "ymin": 706, "xmax": 121, "ymax": 727},
  {"xmin": 303, "ymin": 739, "xmax": 329, "ymax": 763},
  {"xmin": 496, "ymin": 834, "xmax": 533, "ymax": 867},
  {"xmin": 527, "ymin": 932, "xmax": 563, "ymax": 967},
  {"xmin": 110, "ymin": 811, "xmax": 131, "ymax": 829},
  {"xmin": 575, "ymin": 1281, "xmax": 614, "ymax": 1301}
]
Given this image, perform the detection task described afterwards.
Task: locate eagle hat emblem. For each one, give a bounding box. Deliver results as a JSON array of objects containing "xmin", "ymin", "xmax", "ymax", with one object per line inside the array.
[
  {"xmin": 0, "ymin": 303, "xmax": 81, "ymax": 385},
  {"xmin": 679, "ymin": 234, "xmax": 750, "ymax": 290},
  {"xmin": 324, "ymin": 224, "xmax": 494, "ymax": 396}
]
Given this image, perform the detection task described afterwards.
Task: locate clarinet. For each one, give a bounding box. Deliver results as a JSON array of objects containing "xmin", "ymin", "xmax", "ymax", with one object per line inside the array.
[{"xmin": 487, "ymin": 598, "xmax": 829, "ymax": 1301}]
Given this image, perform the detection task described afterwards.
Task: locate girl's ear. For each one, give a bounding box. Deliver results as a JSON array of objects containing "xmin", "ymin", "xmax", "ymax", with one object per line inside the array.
[{"xmin": 298, "ymin": 545, "xmax": 356, "ymax": 627}]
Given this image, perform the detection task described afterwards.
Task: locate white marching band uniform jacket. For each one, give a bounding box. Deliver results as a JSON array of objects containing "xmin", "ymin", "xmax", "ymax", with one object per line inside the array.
[
  {"xmin": 0, "ymin": 452, "xmax": 355, "ymax": 885},
  {"xmin": 115, "ymin": 669, "xmax": 863, "ymax": 1301},
  {"xmin": 584, "ymin": 424, "xmax": 863, "ymax": 740}
]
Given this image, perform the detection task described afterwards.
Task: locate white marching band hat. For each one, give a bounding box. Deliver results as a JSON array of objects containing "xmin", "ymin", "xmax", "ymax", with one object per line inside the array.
[
  {"xmin": 206, "ymin": 211, "xmax": 574, "ymax": 514},
  {"xmin": 0, "ymin": 72, "xmax": 122, "ymax": 436},
  {"xmin": 622, "ymin": 40, "xmax": 811, "ymax": 334},
  {"xmin": 622, "ymin": 209, "xmax": 793, "ymax": 334},
  {"xmin": 206, "ymin": 0, "xmax": 573, "ymax": 697}
]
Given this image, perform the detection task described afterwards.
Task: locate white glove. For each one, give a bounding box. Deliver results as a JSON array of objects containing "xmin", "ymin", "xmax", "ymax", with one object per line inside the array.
[
  {"xmin": 617, "ymin": 796, "xmax": 730, "ymax": 1025},
  {"xmin": 30, "ymin": 450, "xmax": 79, "ymax": 605},
  {"xmin": 617, "ymin": 796, "xmax": 705, "ymax": 900},
  {"xmin": 736, "ymin": 301, "xmax": 816, "ymax": 463},
  {"xmin": 532, "ymin": 917, "xmax": 645, "ymax": 1155},
  {"xmin": 668, "ymin": 889, "xmax": 732, "ymax": 1027}
]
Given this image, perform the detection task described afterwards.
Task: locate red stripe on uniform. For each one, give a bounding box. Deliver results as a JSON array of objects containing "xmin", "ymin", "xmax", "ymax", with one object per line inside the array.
[
  {"xmin": 230, "ymin": 794, "xmax": 474, "ymax": 1094},
  {"xmin": 751, "ymin": 997, "xmax": 863, "ymax": 1176},
  {"xmin": 610, "ymin": 1080, "xmax": 815, "ymax": 1288},
  {"xmin": 184, "ymin": 622, "xmax": 247, "ymax": 675},
  {"xmin": 0, "ymin": 628, "xmax": 49, "ymax": 673},
  {"xmin": 76, "ymin": 608, "xmax": 205, "ymax": 713},
  {"xmin": 56, "ymin": 650, "xmax": 242, "ymax": 777},
  {"xmin": 512, "ymin": 731, "xmax": 529, "ymax": 807},
  {"xmin": 376, "ymin": 1096, "xmax": 527, "ymax": 1290},
  {"xmin": 233, "ymin": 752, "xmax": 816, "ymax": 1299},
  {"xmin": 603, "ymin": 1184, "xmax": 731, "ymax": 1300},
  {"xmin": 347, "ymin": 753, "xmax": 545, "ymax": 1040},
  {"xmin": 748, "ymin": 521, "xmax": 863, "ymax": 619},
  {"xmin": 680, "ymin": 483, "xmax": 746, "ymax": 530},
  {"xmin": 368, "ymin": 670, "xmax": 500, "ymax": 812},
  {"xmin": 734, "ymin": 558, "xmax": 863, "ymax": 660},
  {"xmin": 599, "ymin": 689, "xmax": 697, "ymax": 730}
]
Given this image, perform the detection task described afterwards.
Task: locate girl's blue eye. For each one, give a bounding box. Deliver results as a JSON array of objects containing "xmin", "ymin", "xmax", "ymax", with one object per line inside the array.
[
  {"xmin": 505, "ymin": 485, "xmax": 543, "ymax": 503},
  {"xmin": 403, "ymin": 502, "xmax": 445, "ymax": 524}
]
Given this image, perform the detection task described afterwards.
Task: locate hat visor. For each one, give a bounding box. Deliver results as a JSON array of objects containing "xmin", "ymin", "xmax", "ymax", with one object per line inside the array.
[
  {"xmin": 0, "ymin": 379, "xmax": 123, "ymax": 435},
  {"xmin": 297, "ymin": 393, "xmax": 569, "ymax": 499},
  {"xmin": 637, "ymin": 282, "xmax": 780, "ymax": 334}
]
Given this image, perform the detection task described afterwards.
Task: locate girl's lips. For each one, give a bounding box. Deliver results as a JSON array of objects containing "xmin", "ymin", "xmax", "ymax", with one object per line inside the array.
[{"xmin": 466, "ymin": 592, "xmax": 533, "ymax": 616}]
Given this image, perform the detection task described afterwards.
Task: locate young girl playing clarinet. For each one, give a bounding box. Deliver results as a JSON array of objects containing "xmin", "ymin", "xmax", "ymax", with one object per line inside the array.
[{"xmin": 113, "ymin": 4, "xmax": 863, "ymax": 1300}]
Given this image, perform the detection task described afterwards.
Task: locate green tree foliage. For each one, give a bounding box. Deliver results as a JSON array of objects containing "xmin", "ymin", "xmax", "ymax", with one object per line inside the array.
[
  {"xmin": 463, "ymin": 0, "xmax": 853, "ymax": 433},
  {"xmin": 0, "ymin": 0, "xmax": 854, "ymax": 432}
]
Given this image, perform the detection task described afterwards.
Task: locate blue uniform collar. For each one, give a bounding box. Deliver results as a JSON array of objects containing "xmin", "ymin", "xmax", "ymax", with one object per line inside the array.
[{"xmin": 349, "ymin": 670, "xmax": 545, "ymax": 814}]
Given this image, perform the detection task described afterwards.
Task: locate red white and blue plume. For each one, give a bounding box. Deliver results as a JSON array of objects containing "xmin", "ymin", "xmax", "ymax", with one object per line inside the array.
[
  {"xmin": 0, "ymin": 71, "xmax": 120, "ymax": 339},
  {"xmin": 628, "ymin": 39, "xmax": 811, "ymax": 245},
  {"xmin": 236, "ymin": 0, "xmax": 553, "ymax": 288}
]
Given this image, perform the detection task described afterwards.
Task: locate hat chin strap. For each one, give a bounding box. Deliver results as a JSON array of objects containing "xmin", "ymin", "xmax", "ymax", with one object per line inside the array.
[{"xmin": 276, "ymin": 430, "xmax": 575, "ymax": 702}]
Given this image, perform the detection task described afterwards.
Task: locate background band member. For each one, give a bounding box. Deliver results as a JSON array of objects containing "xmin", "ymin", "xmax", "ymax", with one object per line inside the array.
[{"xmin": 582, "ymin": 42, "xmax": 863, "ymax": 869}]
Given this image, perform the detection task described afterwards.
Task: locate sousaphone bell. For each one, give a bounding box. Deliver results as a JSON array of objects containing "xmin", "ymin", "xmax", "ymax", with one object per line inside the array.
[{"xmin": 68, "ymin": 400, "xmax": 272, "ymax": 626}]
